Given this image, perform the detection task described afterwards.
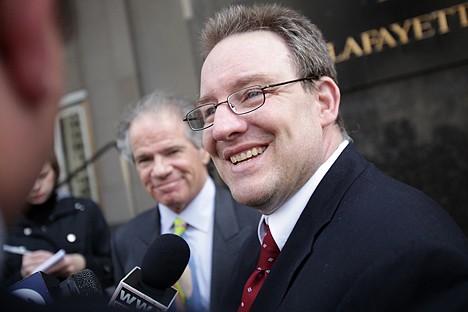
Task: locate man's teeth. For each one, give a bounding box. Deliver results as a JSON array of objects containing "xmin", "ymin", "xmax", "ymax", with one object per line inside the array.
[{"xmin": 230, "ymin": 147, "xmax": 264, "ymax": 164}]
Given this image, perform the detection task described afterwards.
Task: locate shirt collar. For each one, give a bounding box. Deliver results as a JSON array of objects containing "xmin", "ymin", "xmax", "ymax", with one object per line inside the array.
[
  {"xmin": 159, "ymin": 176, "xmax": 216, "ymax": 234},
  {"xmin": 259, "ymin": 140, "xmax": 349, "ymax": 250}
]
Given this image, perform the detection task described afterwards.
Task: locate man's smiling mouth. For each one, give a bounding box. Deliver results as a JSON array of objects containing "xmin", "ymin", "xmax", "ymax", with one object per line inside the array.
[{"xmin": 230, "ymin": 147, "xmax": 265, "ymax": 164}]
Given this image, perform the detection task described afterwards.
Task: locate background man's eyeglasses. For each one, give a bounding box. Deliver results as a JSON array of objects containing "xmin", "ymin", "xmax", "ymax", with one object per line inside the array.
[{"xmin": 183, "ymin": 77, "xmax": 316, "ymax": 131}]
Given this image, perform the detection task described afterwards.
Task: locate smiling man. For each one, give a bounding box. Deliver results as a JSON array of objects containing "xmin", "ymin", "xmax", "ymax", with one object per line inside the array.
[
  {"xmin": 184, "ymin": 4, "xmax": 468, "ymax": 311},
  {"xmin": 112, "ymin": 90, "xmax": 259, "ymax": 312}
]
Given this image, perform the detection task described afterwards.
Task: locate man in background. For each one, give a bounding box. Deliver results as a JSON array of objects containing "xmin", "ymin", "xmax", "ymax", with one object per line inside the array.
[
  {"xmin": 113, "ymin": 90, "xmax": 259, "ymax": 312},
  {"xmin": 184, "ymin": 3, "xmax": 468, "ymax": 311}
]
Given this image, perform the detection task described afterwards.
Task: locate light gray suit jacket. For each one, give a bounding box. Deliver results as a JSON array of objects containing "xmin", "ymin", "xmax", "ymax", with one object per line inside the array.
[{"xmin": 111, "ymin": 186, "xmax": 260, "ymax": 311}]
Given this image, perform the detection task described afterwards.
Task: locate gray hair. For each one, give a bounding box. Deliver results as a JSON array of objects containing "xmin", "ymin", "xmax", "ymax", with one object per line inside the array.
[
  {"xmin": 116, "ymin": 90, "xmax": 202, "ymax": 161},
  {"xmin": 200, "ymin": 4, "xmax": 349, "ymax": 137}
]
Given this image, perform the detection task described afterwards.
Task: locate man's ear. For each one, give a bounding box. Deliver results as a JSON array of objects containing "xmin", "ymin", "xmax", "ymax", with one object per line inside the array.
[
  {"xmin": 0, "ymin": 0, "xmax": 62, "ymax": 106},
  {"xmin": 316, "ymin": 77, "xmax": 341, "ymax": 127}
]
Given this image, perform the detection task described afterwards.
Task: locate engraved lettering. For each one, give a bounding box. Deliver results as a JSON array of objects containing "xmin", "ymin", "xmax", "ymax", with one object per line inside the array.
[
  {"xmin": 389, "ymin": 19, "xmax": 413, "ymax": 44},
  {"xmin": 336, "ymin": 36, "xmax": 364, "ymax": 62},
  {"xmin": 413, "ymin": 14, "xmax": 436, "ymax": 40},
  {"xmin": 327, "ymin": 2, "xmax": 468, "ymax": 63}
]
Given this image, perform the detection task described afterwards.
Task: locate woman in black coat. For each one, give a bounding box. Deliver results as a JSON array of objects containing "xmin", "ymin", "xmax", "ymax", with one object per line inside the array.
[{"xmin": 1, "ymin": 153, "xmax": 113, "ymax": 288}]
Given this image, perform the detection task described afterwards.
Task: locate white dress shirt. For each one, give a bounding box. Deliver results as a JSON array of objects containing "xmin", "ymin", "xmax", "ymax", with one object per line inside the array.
[
  {"xmin": 159, "ymin": 177, "xmax": 215, "ymax": 311},
  {"xmin": 259, "ymin": 140, "xmax": 350, "ymax": 250}
]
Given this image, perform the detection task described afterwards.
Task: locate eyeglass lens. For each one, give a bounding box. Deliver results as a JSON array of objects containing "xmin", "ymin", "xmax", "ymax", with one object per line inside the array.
[{"xmin": 187, "ymin": 86, "xmax": 265, "ymax": 130}]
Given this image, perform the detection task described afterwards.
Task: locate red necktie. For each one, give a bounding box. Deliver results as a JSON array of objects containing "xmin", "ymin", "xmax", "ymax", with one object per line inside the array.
[{"xmin": 238, "ymin": 224, "xmax": 280, "ymax": 311}]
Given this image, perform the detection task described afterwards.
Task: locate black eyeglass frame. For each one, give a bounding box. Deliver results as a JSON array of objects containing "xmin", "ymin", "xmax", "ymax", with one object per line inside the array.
[{"xmin": 183, "ymin": 77, "xmax": 317, "ymax": 131}]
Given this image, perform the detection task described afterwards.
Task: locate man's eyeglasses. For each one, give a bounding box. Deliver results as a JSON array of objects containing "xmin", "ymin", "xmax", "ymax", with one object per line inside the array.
[{"xmin": 183, "ymin": 77, "xmax": 316, "ymax": 131}]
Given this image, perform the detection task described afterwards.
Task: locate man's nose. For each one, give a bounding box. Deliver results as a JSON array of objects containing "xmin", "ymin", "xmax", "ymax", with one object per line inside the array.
[
  {"xmin": 211, "ymin": 104, "xmax": 248, "ymax": 141},
  {"xmin": 151, "ymin": 157, "xmax": 171, "ymax": 178}
]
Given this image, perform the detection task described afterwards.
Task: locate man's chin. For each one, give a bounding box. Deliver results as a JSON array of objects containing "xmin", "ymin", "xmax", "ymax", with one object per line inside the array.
[{"xmin": 156, "ymin": 197, "xmax": 186, "ymax": 213}]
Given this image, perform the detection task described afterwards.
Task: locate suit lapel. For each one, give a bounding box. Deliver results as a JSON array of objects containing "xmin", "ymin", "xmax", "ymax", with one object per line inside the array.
[
  {"xmin": 213, "ymin": 187, "xmax": 242, "ymax": 239},
  {"xmin": 211, "ymin": 187, "xmax": 244, "ymax": 305},
  {"xmin": 132, "ymin": 208, "xmax": 161, "ymax": 267},
  {"xmin": 252, "ymin": 145, "xmax": 368, "ymax": 311}
]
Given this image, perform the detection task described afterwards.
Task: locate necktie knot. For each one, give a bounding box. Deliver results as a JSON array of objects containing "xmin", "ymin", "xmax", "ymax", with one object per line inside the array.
[
  {"xmin": 257, "ymin": 227, "xmax": 280, "ymax": 271},
  {"xmin": 173, "ymin": 217, "xmax": 187, "ymax": 236}
]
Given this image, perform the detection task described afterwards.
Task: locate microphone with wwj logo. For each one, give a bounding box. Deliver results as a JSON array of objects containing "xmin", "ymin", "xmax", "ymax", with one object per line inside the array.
[{"xmin": 108, "ymin": 234, "xmax": 190, "ymax": 311}]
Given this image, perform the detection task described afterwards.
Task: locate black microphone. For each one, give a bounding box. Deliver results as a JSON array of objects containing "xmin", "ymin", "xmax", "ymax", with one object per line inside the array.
[
  {"xmin": 8, "ymin": 269, "xmax": 103, "ymax": 305},
  {"xmin": 109, "ymin": 233, "xmax": 190, "ymax": 311},
  {"xmin": 56, "ymin": 269, "xmax": 103, "ymax": 298}
]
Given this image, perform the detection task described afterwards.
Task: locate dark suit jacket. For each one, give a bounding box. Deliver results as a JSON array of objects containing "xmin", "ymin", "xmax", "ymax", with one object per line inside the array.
[
  {"xmin": 223, "ymin": 144, "xmax": 468, "ymax": 311},
  {"xmin": 111, "ymin": 185, "xmax": 260, "ymax": 312}
]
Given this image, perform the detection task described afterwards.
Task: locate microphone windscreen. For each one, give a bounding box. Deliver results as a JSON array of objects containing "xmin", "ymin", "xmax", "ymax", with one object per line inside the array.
[
  {"xmin": 140, "ymin": 234, "xmax": 190, "ymax": 290},
  {"xmin": 61, "ymin": 269, "xmax": 103, "ymax": 298},
  {"xmin": 74, "ymin": 269, "xmax": 103, "ymax": 297}
]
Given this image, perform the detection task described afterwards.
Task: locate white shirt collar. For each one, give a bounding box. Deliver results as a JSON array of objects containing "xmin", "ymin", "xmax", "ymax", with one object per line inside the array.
[
  {"xmin": 259, "ymin": 140, "xmax": 350, "ymax": 250},
  {"xmin": 159, "ymin": 176, "xmax": 216, "ymax": 234}
]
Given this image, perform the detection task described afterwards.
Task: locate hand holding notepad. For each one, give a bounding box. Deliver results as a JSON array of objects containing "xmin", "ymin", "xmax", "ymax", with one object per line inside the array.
[{"xmin": 31, "ymin": 249, "xmax": 66, "ymax": 274}]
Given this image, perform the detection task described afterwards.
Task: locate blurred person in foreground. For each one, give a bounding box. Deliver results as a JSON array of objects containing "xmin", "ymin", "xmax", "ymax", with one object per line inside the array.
[
  {"xmin": 0, "ymin": 0, "xmax": 118, "ymax": 310},
  {"xmin": 2, "ymin": 153, "xmax": 113, "ymax": 288},
  {"xmin": 0, "ymin": 0, "xmax": 66, "ymax": 228},
  {"xmin": 113, "ymin": 90, "xmax": 260, "ymax": 312},
  {"xmin": 183, "ymin": 3, "xmax": 468, "ymax": 311}
]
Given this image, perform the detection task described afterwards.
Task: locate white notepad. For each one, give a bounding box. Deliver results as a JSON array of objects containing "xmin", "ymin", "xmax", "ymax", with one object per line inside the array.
[{"xmin": 32, "ymin": 249, "xmax": 66, "ymax": 274}]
